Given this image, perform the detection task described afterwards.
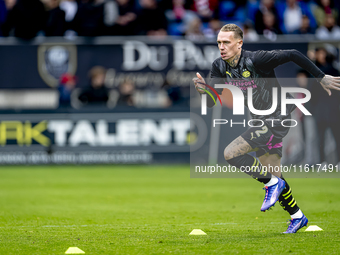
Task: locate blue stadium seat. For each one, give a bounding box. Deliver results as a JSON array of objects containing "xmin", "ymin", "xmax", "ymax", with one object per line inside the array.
[
  {"xmin": 219, "ymin": 1, "xmax": 236, "ymax": 19},
  {"xmin": 219, "ymin": 0, "xmax": 246, "ymax": 22},
  {"xmin": 246, "ymin": 0, "xmax": 260, "ymax": 23}
]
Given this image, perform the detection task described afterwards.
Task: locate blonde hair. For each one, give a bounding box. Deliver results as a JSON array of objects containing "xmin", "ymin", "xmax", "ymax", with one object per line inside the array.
[{"xmin": 220, "ymin": 24, "xmax": 243, "ymax": 39}]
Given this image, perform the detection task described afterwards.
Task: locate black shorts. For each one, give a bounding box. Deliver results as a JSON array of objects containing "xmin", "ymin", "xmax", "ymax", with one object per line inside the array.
[{"xmin": 241, "ymin": 123, "xmax": 290, "ymax": 158}]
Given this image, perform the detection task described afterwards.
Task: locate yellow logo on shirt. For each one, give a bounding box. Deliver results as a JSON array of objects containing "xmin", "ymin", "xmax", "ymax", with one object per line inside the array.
[
  {"xmin": 226, "ymin": 71, "xmax": 232, "ymax": 77},
  {"xmin": 242, "ymin": 70, "xmax": 251, "ymax": 78}
]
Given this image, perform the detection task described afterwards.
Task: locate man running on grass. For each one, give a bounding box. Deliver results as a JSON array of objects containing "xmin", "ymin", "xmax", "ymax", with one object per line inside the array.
[{"xmin": 193, "ymin": 24, "xmax": 340, "ymax": 233}]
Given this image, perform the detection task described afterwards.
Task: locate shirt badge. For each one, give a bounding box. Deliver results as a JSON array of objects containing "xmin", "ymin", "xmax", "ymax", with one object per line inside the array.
[{"xmin": 242, "ymin": 70, "xmax": 251, "ymax": 78}]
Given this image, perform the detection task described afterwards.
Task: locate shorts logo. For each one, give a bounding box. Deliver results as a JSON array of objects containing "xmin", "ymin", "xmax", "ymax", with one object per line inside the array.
[{"xmin": 242, "ymin": 70, "xmax": 251, "ymax": 78}]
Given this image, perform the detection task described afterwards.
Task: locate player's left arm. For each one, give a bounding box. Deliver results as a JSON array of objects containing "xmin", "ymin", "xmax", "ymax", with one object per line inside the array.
[
  {"xmin": 280, "ymin": 49, "xmax": 340, "ymax": 96},
  {"xmin": 319, "ymin": 75, "xmax": 340, "ymax": 96},
  {"xmin": 253, "ymin": 49, "xmax": 340, "ymax": 95}
]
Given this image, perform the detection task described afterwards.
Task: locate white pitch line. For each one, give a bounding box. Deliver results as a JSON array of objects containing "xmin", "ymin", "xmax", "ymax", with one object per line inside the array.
[{"xmin": 0, "ymin": 222, "xmax": 324, "ymax": 229}]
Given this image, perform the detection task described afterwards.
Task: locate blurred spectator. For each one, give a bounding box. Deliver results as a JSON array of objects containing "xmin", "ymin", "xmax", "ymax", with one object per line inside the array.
[
  {"xmin": 314, "ymin": 0, "xmax": 338, "ymax": 27},
  {"xmin": 295, "ymin": 69, "xmax": 316, "ymax": 164},
  {"xmin": 4, "ymin": 0, "xmax": 15, "ymax": 9},
  {"xmin": 315, "ymin": 14, "xmax": 340, "ymax": 40},
  {"xmin": 203, "ymin": 18, "xmax": 221, "ymax": 40},
  {"xmin": 254, "ymin": 0, "xmax": 279, "ymax": 35},
  {"xmin": 293, "ymin": 15, "xmax": 315, "ymax": 34},
  {"xmin": 109, "ymin": 0, "xmax": 137, "ymax": 35},
  {"xmin": 189, "ymin": 0, "xmax": 218, "ymax": 21},
  {"xmin": 116, "ymin": 79, "xmax": 135, "ymax": 106},
  {"xmin": 136, "ymin": 0, "xmax": 167, "ymax": 36},
  {"xmin": 261, "ymin": 11, "xmax": 282, "ymax": 41},
  {"xmin": 72, "ymin": 0, "xmax": 118, "ymax": 36},
  {"xmin": 243, "ymin": 22, "xmax": 259, "ymax": 42},
  {"xmin": 60, "ymin": 0, "xmax": 78, "ymax": 22},
  {"xmin": 283, "ymin": 0, "xmax": 303, "ymax": 33},
  {"xmin": 295, "ymin": 70, "xmax": 312, "ymax": 156},
  {"xmin": 59, "ymin": 0, "xmax": 78, "ymax": 32},
  {"xmin": 58, "ymin": 73, "xmax": 77, "ymax": 107},
  {"xmin": 162, "ymin": 81, "xmax": 183, "ymax": 106},
  {"xmin": 185, "ymin": 17, "xmax": 204, "ymax": 41},
  {"xmin": 43, "ymin": 0, "xmax": 66, "ymax": 36},
  {"xmin": 139, "ymin": 88, "xmax": 171, "ymax": 108},
  {"xmin": 72, "ymin": 0, "xmax": 103, "ymax": 36},
  {"xmin": 165, "ymin": 0, "xmax": 197, "ymax": 36},
  {"xmin": 1, "ymin": 0, "xmax": 47, "ymax": 39},
  {"xmin": 103, "ymin": 0, "xmax": 118, "ymax": 28},
  {"xmin": 0, "ymin": 0, "xmax": 8, "ymax": 36},
  {"xmin": 310, "ymin": 47, "xmax": 340, "ymax": 164},
  {"xmin": 79, "ymin": 66, "xmax": 109, "ymax": 105},
  {"xmin": 279, "ymin": 0, "xmax": 316, "ymax": 34}
]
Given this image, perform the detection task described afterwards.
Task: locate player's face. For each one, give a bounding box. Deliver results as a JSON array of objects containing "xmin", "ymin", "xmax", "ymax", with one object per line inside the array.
[{"xmin": 217, "ymin": 31, "xmax": 243, "ymax": 61}]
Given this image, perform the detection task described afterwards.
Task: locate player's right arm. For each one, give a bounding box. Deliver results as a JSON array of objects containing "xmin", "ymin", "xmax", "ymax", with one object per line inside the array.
[
  {"xmin": 193, "ymin": 72, "xmax": 206, "ymax": 94},
  {"xmin": 193, "ymin": 72, "xmax": 216, "ymax": 108},
  {"xmin": 192, "ymin": 61, "xmax": 223, "ymax": 108}
]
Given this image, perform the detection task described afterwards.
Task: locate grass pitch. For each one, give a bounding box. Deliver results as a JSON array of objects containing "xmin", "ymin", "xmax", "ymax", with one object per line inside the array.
[{"xmin": 0, "ymin": 165, "xmax": 339, "ymax": 254}]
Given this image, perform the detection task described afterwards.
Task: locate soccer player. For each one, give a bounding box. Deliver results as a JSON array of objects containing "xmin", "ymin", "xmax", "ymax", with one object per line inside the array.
[{"xmin": 193, "ymin": 24, "xmax": 340, "ymax": 233}]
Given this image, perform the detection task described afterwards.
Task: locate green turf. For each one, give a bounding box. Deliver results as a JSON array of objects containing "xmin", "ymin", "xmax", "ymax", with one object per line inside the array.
[{"xmin": 0, "ymin": 165, "xmax": 339, "ymax": 255}]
